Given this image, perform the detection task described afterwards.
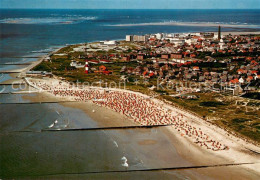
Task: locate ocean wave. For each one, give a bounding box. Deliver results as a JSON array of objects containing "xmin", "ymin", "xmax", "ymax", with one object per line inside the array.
[
  {"xmin": 0, "ymin": 16, "xmax": 97, "ymax": 25},
  {"xmin": 31, "ymin": 48, "xmax": 53, "ymax": 53},
  {"xmin": 108, "ymin": 21, "xmax": 260, "ymax": 28},
  {"xmin": 121, "ymin": 156, "xmax": 129, "ymax": 168}
]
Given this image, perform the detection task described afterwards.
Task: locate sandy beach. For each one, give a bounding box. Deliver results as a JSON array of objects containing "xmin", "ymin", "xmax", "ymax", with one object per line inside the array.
[
  {"xmin": 2, "ymin": 31, "xmax": 260, "ymax": 178},
  {"xmin": 22, "ymin": 77, "xmax": 260, "ymax": 179},
  {"xmin": 21, "ymin": 86, "xmax": 260, "ymax": 179}
]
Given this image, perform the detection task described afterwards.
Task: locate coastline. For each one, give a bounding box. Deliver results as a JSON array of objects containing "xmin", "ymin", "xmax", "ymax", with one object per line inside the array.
[
  {"xmin": 4, "ymin": 31, "xmax": 260, "ymax": 178},
  {"xmin": 24, "ymin": 77, "xmax": 260, "ymax": 177},
  {"xmin": 0, "ymin": 46, "xmax": 64, "ymax": 85},
  {"xmin": 1, "ymin": 30, "xmax": 259, "ymax": 84},
  {"xmin": 22, "ymin": 89, "xmax": 260, "ymax": 179}
]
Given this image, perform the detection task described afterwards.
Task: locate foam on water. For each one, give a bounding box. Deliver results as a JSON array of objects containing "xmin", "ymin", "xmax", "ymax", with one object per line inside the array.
[
  {"xmin": 48, "ymin": 123, "xmax": 55, "ymax": 128},
  {"xmin": 0, "ymin": 16, "xmax": 97, "ymax": 25},
  {"xmin": 121, "ymin": 156, "xmax": 129, "ymax": 168},
  {"xmin": 109, "ymin": 21, "xmax": 260, "ymax": 28},
  {"xmin": 113, "ymin": 141, "xmax": 119, "ymax": 148}
]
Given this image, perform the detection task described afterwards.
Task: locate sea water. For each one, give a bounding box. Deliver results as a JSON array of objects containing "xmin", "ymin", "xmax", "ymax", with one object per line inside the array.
[{"xmin": 1, "ymin": 9, "xmax": 259, "ymax": 179}]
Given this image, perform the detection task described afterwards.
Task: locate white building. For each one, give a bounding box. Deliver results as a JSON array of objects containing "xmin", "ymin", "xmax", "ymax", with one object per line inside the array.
[
  {"xmin": 73, "ymin": 46, "xmax": 87, "ymax": 52},
  {"xmin": 70, "ymin": 61, "xmax": 84, "ymax": 68},
  {"xmin": 239, "ymin": 77, "xmax": 245, "ymax": 84},
  {"xmin": 133, "ymin": 35, "xmax": 148, "ymax": 42},
  {"xmin": 101, "ymin": 40, "xmax": 118, "ymax": 45},
  {"xmin": 155, "ymin": 33, "xmax": 163, "ymax": 40},
  {"xmin": 126, "ymin": 35, "xmax": 133, "ymax": 42},
  {"xmin": 185, "ymin": 39, "xmax": 198, "ymax": 45},
  {"xmin": 169, "ymin": 39, "xmax": 185, "ymax": 46},
  {"xmin": 214, "ymin": 33, "xmax": 223, "ymax": 40}
]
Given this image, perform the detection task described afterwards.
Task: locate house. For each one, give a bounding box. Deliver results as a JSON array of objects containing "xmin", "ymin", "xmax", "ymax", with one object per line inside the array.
[
  {"xmin": 182, "ymin": 52, "xmax": 190, "ymax": 57},
  {"xmin": 161, "ymin": 54, "xmax": 169, "ymax": 59},
  {"xmin": 190, "ymin": 54, "xmax": 197, "ymax": 58},
  {"xmin": 237, "ymin": 69, "xmax": 247, "ymax": 74},
  {"xmin": 70, "ymin": 61, "xmax": 84, "ymax": 68},
  {"xmin": 100, "ymin": 59, "xmax": 112, "ymax": 64},
  {"xmin": 88, "ymin": 60, "xmax": 99, "ymax": 64},
  {"xmin": 239, "ymin": 77, "xmax": 245, "ymax": 84},
  {"xmin": 101, "ymin": 40, "xmax": 118, "ymax": 46},
  {"xmin": 246, "ymin": 76, "xmax": 254, "ymax": 82},
  {"xmin": 171, "ymin": 53, "xmax": 182, "ymax": 59},
  {"xmin": 137, "ymin": 54, "xmax": 145, "ymax": 60},
  {"xmin": 122, "ymin": 56, "xmax": 130, "ymax": 62},
  {"xmin": 250, "ymin": 70, "xmax": 258, "ymax": 75},
  {"xmin": 193, "ymin": 66, "xmax": 200, "ymax": 71},
  {"xmin": 230, "ymin": 78, "xmax": 239, "ymax": 84}
]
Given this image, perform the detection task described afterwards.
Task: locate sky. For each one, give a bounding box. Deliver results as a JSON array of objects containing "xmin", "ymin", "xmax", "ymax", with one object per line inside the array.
[{"xmin": 0, "ymin": 0, "xmax": 259, "ymax": 9}]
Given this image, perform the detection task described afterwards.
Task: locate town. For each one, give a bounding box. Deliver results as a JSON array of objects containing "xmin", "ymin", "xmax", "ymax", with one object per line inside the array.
[
  {"xmin": 34, "ymin": 27, "xmax": 260, "ymax": 97},
  {"xmin": 32, "ymin": 28, "xmax": 260, "ymax": 142}
]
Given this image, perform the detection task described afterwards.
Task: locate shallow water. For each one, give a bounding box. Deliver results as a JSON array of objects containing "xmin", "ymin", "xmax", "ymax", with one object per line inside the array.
[
  {"xmin": 1, "ymin": 9, "xmax": 259, "ymax": 179},
  {"xmin": 0, "ymin": 101, "xmax": 194, "ymax": 179}
]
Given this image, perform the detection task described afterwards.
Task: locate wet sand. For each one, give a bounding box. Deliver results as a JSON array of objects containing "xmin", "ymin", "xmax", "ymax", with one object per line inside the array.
[
  {"xmin": 22, "ymin": 91, "xmax": 260, "ymax": 179},
  {"xmin": 162, "ymin": 127, "xmax": 260, "ymax": 179},
  {"xmin": 4, "ymin": 32, "xmax": 260, "ymax": 178}
]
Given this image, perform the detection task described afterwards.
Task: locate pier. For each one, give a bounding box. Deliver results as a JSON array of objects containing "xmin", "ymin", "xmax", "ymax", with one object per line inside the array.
[{"xmin": 8, "ymin": 162, "xmax": 258, "ymax": 178}]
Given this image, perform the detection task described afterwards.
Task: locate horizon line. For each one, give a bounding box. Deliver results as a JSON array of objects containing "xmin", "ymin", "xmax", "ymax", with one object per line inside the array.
[{"xmin": 0, "ymin": 8, "xmax": 260, "ymax": 10}]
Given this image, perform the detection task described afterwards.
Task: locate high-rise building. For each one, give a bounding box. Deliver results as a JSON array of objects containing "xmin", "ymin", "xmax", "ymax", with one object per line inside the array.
[
  {"xmin": 126, "ymin": 35, "xmax": 133, "ymax": 42},
  {"xmin": 133, "ymin": 35, "xmax": 148, "ymax": 42}
]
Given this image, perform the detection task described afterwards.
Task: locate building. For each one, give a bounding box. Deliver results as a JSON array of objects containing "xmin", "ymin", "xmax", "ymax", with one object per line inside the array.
[
  {"xmin": 171, "ymin": 53, "xmax": 182, "ymax": 59},
  {"xmin": 137, "ymin": 54, "xmax": 145, "ymax": 60},
  {"xmin": 70, "ymin": 61, "xmax": 84, "ymax": 68},
  {"xmin": 133, "ymin": 35, "xmax": 148, "ymax": 42},
  {"xmin": 155, "ymin": 33, "xmax": 163, "ymax": 40},
  {"xmin": 101, "ymin": 40, "xmax": 118, "ymax": 46},
  {"xmin": 126, "ymin": 35, "xmax": 133, "ymax": 42},
  {"xmin": 161, "ymin": 54, "xmax": 169, "ymax": 59},
  {"xmin": 26, "ymin": 71, "xmax": 52, "ymax": 77},
  {"xmin": 169, "ymin": 39, "xmax": 185, "ymax": 46},
  {"xmin": 200, "ymin": 32, "xmax": 214, "ymax": 39},
  {"xmin": 218, "ymin": 26, "xmax": 221, "ymax": 40},
  {"xmin": 73, "ymin": 46, "xmax": 87, "ymax": 52},
  {"xmin": 122, "ymin": 56, "xmax": 130, "ymax": 61},
  {"xmin": 100, "ymin": 59, "xmax": 112, "ymax": 63}
]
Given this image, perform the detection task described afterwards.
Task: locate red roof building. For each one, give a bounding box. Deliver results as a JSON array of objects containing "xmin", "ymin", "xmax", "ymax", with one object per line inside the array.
[
  {"xmin": 137, "ymin": 54, "xmax": 145, "ymax": 60},
  {"xmin": 193, "ymin": 66, "xmax": 200, "ymax": 71},
  {"xmin": 161, "ymin": 54, "xmax": 169, "ymax": 59},
  {"xmin": 171, "ymin": 53, "xmax": 182, "ymax": 59}
]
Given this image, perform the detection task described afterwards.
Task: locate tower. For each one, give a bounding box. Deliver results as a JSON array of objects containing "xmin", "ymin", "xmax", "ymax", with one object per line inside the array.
[
  {"xmin": 218, "ymin": 26, "xmax": 221, "ymax": 40},
  {"xmin": 85, "ymin": 61, "xmax": 89, "ymax": 74}
]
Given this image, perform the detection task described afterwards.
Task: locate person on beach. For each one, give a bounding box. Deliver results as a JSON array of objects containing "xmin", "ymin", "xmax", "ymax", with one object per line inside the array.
[{"xmin": 32, "ymin": 79, "xmax": 227, "ymax": 151}]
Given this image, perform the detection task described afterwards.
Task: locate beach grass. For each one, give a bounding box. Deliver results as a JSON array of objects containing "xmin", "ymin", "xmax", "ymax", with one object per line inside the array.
[
  {"xmin": 31, "ymin": 43, "xmax": 260, "ymax": 144},
  {"xmin": 161, "ymin": 93, "xmax": 260, "ymax": 143}
]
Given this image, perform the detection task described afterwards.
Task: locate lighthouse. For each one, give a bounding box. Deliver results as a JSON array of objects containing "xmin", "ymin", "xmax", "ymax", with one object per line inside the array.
[
  {"xmin": 85, "ymin": 61, "xmax": 89, "ymax": 74},
  {"xmin": 218, "ymin": 26, "xmax": 221, "ymax": 40}
]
